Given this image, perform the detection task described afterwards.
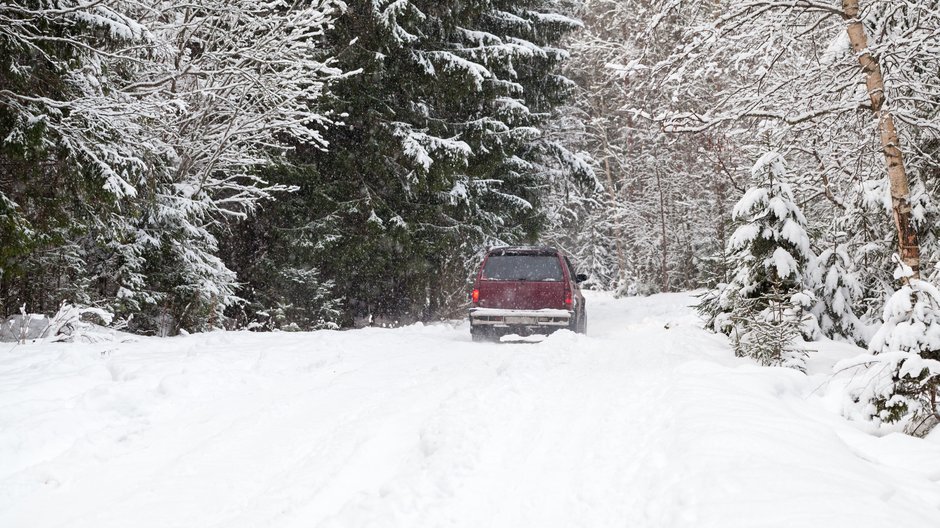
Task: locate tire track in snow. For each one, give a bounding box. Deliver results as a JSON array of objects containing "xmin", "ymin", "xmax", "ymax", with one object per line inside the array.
[{"xmin": 316, "ymin": 324, "xmax": 689, "ymax": 528}]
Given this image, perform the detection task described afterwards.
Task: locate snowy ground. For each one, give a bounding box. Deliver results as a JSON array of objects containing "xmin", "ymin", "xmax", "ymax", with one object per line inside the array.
[{"xmin": 2, "ymin": 292, "xmax": 940, "ymax": 528}]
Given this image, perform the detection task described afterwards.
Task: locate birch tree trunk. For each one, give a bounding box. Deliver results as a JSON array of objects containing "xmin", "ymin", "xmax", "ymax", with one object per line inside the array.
[{"xmin": 842, "ymin": 0, "xmax": 921, "ymax": 279}]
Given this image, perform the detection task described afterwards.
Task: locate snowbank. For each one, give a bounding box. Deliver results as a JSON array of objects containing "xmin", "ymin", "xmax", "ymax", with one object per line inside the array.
[{"xmin": 1, "ymin": 292, "xmax": 938, "ymax": 527}]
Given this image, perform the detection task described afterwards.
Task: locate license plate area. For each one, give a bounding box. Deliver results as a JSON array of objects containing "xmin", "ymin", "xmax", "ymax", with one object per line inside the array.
[{"xmin": 505, "ymin": 316, "xmax": 538, "ymax": 325}]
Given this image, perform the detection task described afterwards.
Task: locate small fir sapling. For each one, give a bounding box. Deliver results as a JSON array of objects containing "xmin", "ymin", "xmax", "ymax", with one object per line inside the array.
[
  {"xmin": 839, "ymin": 260, "xmax": 940, "ymax": 435},
  {"xmin": 810, "ymin": 241, "xmax": 872, "ymax": 347},
  {"xmin": 699, "ymin": 151, "xmax": 818, "ymax": 370},
  {"xmin": 730, "ymin": 294, "xmax": 808, "ymax": 371}
]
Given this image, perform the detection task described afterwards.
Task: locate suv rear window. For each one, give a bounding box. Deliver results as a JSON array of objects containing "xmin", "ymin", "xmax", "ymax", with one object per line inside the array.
[{"xmin": 482, "ymin": 255, "xmax": 563, "ymax": 281}]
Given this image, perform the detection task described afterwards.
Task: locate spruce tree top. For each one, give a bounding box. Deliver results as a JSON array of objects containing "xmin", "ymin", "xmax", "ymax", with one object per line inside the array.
[{"xmin": 727, "ymin": 151, "xmax": 813, "ymax": 297}]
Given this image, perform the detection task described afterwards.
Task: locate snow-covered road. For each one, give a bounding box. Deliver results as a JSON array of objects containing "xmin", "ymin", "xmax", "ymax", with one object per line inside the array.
[{"xmin": 2, "ymin": 292, "xmax": 940, "ymax": 527}]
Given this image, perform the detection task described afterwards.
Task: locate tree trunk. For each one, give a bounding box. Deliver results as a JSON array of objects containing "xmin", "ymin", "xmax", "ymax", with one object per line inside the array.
[
  {"xmin": 602, "ymin": 144, "xmax": 627, "ymax": 286},
  {"xmin": 654, "ymin": 167, "xmax": 670, "ymax": 292},
  {"xmin": 842, "ymin": 0, "xmax": 921, "ymax": 278}
]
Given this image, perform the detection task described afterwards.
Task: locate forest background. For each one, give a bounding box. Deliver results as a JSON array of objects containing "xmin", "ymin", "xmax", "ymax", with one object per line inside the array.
[{"xmin": 2, "ymin": 0, "xmax": 939, "ymax": 344}]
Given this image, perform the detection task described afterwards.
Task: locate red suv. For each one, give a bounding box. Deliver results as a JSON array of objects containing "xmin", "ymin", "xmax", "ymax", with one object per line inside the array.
[{"xmin": 469, "ymin": 246, "xmax": 587, "ymax": 342}]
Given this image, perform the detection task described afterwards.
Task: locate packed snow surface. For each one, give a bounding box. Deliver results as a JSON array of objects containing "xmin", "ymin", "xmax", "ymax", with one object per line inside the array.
[{"xmin": 2, "ymin": 292, "xmax": 940, "ymax": 527}]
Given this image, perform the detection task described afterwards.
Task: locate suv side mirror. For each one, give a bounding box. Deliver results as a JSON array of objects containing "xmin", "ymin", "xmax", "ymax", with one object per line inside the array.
[{"xmin": 576, "ymin": 273, "xmax": 588, "ymax": 283}]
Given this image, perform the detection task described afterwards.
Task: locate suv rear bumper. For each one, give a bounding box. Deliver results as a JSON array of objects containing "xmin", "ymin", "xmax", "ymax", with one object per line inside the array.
[{"xmin": 469, "ymin": 307, "xmax": 572, "ymax": 328}]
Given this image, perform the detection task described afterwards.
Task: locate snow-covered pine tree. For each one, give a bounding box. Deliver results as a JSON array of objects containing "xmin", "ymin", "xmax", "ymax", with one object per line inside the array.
[
  {"xmin": 810, "ymin": 241, "xmax": 871, "ymax": 347},
  {"xmin": 708, "ymin": 152, "xmax": 818, "ymax": 370},
  {"xmin": 1, "ymin": 1, "xmax": 345, "ymax": 333},
  {"xmin": 840, "ymin": 261, "xmax": 940, "ymax": 436},
  {"xmin": 0, "ymin": 1, "xmax": 156, "ymax": 316},
  {"xmin": 119, "ymin": 0, "xmax": 344, "ymax": 334},
  {"xmin": 229, "ymin": 0, "xmax": 586, "ymax": 327}
]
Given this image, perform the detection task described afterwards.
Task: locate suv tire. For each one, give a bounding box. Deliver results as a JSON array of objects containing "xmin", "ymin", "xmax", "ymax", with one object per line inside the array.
[
  {"xmin": 471, "ymin": 327, "xmax": 496, "ymax": 342},
  {"xmin": 572, "ymin": 308, "xmax": 587, "ymax": 334}
]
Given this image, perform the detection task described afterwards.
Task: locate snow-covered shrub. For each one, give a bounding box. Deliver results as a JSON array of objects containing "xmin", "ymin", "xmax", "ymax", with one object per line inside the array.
[
  {"xmin": 2, "ymin": 302, "xmax": 116, "ymax": 343},
  {"xmin": 839, "ymin": 261, "xmax": 940, "ymax": 435},
  {"xmin": 0, "ymin": 306, "xmax": 46, "ymax": 343},
  {"xmin": 40, "ymin": 302, "xmax": 115, "ymax": 343},
  {"xmin": 699, "ymin": 152, "xmax": 818, "ymax": 370}
]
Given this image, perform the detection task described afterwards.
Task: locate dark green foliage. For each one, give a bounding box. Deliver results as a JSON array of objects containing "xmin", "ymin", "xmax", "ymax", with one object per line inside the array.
[
  {"xmin": 219, "ymin": 164, "xmax": 343, "ymax": 331},
  {"xmin": 0, "ymin": 10, "xmax": 121, "ymax": 316},
  {"xmin": 225, "ymin": 0, "xmax": 584, "ymax": 327}
]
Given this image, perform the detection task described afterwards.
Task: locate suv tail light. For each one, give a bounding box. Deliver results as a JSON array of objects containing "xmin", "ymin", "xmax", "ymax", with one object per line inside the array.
[
  {"xmin": 472, "ymin": 288, "xmax": 480, "ymax": 304},
  {"xmin": 564, "ymin": 286, "xmax": 572, "ymax": 308}
]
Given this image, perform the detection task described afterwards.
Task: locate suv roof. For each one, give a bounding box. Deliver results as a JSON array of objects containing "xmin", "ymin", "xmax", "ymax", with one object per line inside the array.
[{"xmin": 487, "ymin": 245, "xmax": 562, "ymax": 256}]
